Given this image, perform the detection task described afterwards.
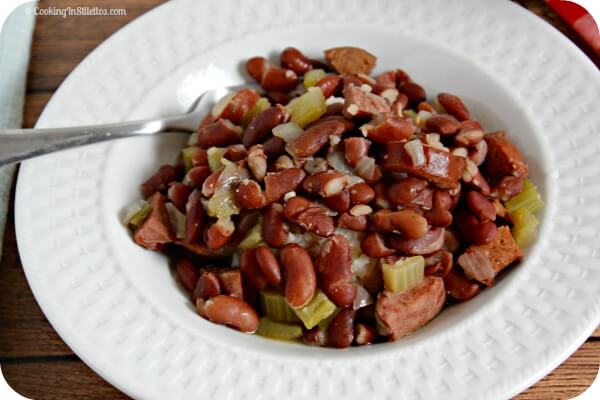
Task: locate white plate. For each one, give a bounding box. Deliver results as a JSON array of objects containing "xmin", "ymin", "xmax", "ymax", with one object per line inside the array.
[{"xmin": 15, "ymin": 0, "xmax": 600, "ymax": 399}]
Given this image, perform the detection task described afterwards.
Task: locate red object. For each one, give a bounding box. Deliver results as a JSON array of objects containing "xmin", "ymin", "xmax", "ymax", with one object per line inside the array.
[{"xmin": 547, "ymin": 0, "xmax": 600, "ymax": 54}]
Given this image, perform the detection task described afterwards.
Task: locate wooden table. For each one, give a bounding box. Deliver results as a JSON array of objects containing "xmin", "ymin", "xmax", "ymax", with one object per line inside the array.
[{"xmin": 1, "ymin": 1, "xmax": 598, "ymax": 398}]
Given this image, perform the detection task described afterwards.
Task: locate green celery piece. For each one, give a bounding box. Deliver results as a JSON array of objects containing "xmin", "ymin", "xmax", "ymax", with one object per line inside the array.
[
  {"xmin": 382, "ymin": 256, "xmax": 425, "ymax": 293},
  {"xmin": 256, "ymin": 317, "xmax": 303, "ymax": 340},
  {"xmin": 207, "ymin": 147, "xmax": 226, "ymax": 172},
  {"xmin": 181, "ymin": 147, "xmax": 199, "ymax": 172},
  {"xmin": 128, "ymin": 202, "xmax": 152, "ymax": 228},
  {"xmin": 206, "ymin": 188, "xmax": 239, "ymax": 219},
  {"xmin": 293, "ymin": 289, "xmax": 337, "ymax": 329},
  {"xmin": 505, "ymin": 180, "xmax": 543, "ymax": 214},
  {"xmin": 242, "ymin": 97, "xmax": 270, "ymax": 128},
  {"xmin": 238, "ymin": 219, "xmax": 264, "ymax": 250},
  {"xmin": 303, "ymin": 69, "xmax": 326, "ymax": 88},
  {"xmin": 510, "ymin": 207, "xmax": 539, "ymax": 248},
  {"xmin": 286, "ymin": 87, "xmax": 326, "ymax": 128},
  {"xmin": 260, "ymin": 290, "xmax": 299, "ymax": 323}
]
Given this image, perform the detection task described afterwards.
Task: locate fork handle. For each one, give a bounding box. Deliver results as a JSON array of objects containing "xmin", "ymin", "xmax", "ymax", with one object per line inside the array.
[{"xmin": 0, "ymin": 116, "xmax": 190, "ymax": 166}]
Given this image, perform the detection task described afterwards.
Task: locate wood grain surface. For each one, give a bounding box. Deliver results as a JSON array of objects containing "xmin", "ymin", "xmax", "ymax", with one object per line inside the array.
[{"xmin": 1, "ymin": 0, "xmax": 598, "ymax": 399}]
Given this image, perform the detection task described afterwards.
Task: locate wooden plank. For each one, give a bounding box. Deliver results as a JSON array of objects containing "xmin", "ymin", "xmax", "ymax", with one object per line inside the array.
[
  {"xmin": 2, "ymin": 359, "xmax": 130, "ymax": 400},
  {"xmin": 517, "ymin": 341, "xmax": 600, "ymax": 399},
  {"xmin": 27, "ymin": 0, "xmax": 167, "ymax": 92},
  {"xmin": 0, "ymin": 205, "xmax": 74, "ymax": 357},
  {"xmin": 23, "ymin": 92, "xmax": 52, "ymax": 129}
]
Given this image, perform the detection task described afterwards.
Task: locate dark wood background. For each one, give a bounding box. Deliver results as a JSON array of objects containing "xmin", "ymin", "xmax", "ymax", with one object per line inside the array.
[{"xmin": 1, "ymin": 1, "xmax": 599, "ymax": 399}]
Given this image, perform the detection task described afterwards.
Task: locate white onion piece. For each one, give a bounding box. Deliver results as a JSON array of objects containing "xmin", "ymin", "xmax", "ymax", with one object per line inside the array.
[
  {"xmin": 187, "ymin": 132, "xmax": 199, "ymax": 146},
  {"xmin": 425, "ymin": 133, "xmax": 447, "ymax": 151},
  {"xmin": 211, "ymin": 92, "xmax": 235, "ymax": 117},
  {"xmin": 416, "ymin": 110, "xmax": 432, "ymax": 121},
  {"xmin": 325, "ymin": 96, "xmax": 345, "ymax": 105},
  {"xmin": 404, "ymin": 139, "xmax": 426, "ymax": 167},
  {"xmin": 273, "ymin": 122, "xmax": 303, "ymax": 143},
  {"xmin": 165, "ymin": 203, "xmax": 186, "ymax": 239},
  {"xmin": 353, "ymin": 284, "xmax": 373, "ymax": 310},
  {"xmin": 346, "ymin": 173, "xmax": 365, "ymax": 186},
  {"xmin": 354, "ymin": 156, "xmax": 376, "ymax": 179},
  {"xmin": 216, "ymin": 162, "xmax": 249, "ymax": 189},
  {"xmin": 304, "ymin": 157, "xmax": 328, "ymax": 174},
  {"xmin": 458, "ymin": 250, "xmax": 495, "ymax": 284},
  {"xmin": 326, "ymin": 150, "xmax": 354, "ymax": 174}
]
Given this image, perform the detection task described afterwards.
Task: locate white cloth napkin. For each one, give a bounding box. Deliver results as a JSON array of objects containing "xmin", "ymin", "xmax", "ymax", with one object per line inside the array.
[{"xmin": 0, "ymin": 3, "xmax": 36, "ymax": 261}]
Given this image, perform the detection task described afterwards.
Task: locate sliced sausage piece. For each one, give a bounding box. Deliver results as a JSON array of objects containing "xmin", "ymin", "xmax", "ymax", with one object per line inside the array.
[
  {"xmin": 375, "ymin": 276, "xmax": 445, "ymax": 340},
  {"xmin": 484, "ymin": 131, "xmax": 528, "ymax": 181},
  {"xmin": 381, "ymin": 142, "xmax": 465, "ymax": 189},
  {"xmin": 133, "ymin": 192, "xmax": 173, "ymax": 250},
  {"xmin": 457, "ymin": 226, "xmax": 523, "ymax": 286}
]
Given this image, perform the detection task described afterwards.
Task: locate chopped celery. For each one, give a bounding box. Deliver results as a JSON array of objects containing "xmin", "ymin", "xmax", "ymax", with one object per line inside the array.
[
  {"xmin": 403, "ymin": 109, "xmax": 418, "ymax": 121},
  {"xmin": 286, "ymin": 87, "xmax": 326, "ymax": 128},
  {"xmin": 303, "ymin": 69, "xmax": 326, "ymax": 88},
  {"xmin": 293, "ymin": 289, "xmax": 337, "ymax": 329},
  {"xmin": 522, "ymin": 179, "xmax": 534, "ymax": 191},
  {"xmin": 510, "ymin": 207, "xmax": 539, "ymax": 248},
  {"xmin": 256, "ymin": 317, "xmax": 303, "ymax": 340},
  {"xmin": 238, "ymin": 219, "xmax": 264, "ymax": 250},
  {"xmin": 127, "ymin": 201, "xmax": 152, "ymax": 228},
  {"xmin": 206, "ymin": 189, "xmax": 239, "ymax": 219},
  {"xmin": 260, "ymin": 290, "xmax": 299, "ymax": 323},
  {"xmin": 415, "ymin": 110, "xmax": 432, "ymax": 129},
  {"xmin": 242, "ymin": 97, "xmax": 270, "ymax": 128},
  {"xmin": 207, "ymin": 147, "xmax": 226, "ymax": 172},
  {"xmin": 382, "ymin": 256, "xmax": 425, "ymax": 293},
  {"xmin": 317, "ymin": 309, "xmax": 338, "ymax": 330},
  {"xmin": 505, "ymin": 179, "xmax": 544, "ymax": 214},
  {"xmin": 181, "ymin": 147, "xmax": 199, "ymax": 172},
  {"xmin": 165, "ymin": 203, "xmax": 186, "ymax": 239}
]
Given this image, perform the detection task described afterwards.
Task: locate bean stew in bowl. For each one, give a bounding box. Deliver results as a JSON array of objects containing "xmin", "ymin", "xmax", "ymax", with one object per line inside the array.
[{"xmin": 123, "ymin": 47, "xmax": 543, "ymax": 348}]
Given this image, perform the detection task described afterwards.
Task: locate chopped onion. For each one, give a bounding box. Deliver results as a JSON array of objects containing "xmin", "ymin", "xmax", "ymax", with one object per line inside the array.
[
  {"xmin": 457, "ymin": 250, "xmax": 495, "ymax": 284},
  {"xmin": 165, "ymin": 203, "xmax": 186, "ymax": 239},
  {"xmin": 425, "ymin": 133, "xmax": 447, "ymax": 151},
  {"xmin": 304, "ymin": 157, "xmax": 328, "ymax": 175},
  {"xmin": 216, "ymin": 161, "xmax": 249, "ymax": 189},
  {"xmin": 346, "ymin": 173, "xmax": 365, "ymax": 186},
  {"xmin": 325, "ymin": 96, "xmax": 345, "ymax": 106},
  {"xmin": 451, "ymin": 147, "xmax": 468, "ymax": 158},
  {"xmin": 353, "ymin": 284, "xmax": 373, "ymax": 310},
  {"xmin": 187, "ymin": 132, "xmax": 199, "ymax": 146},
  {"xmin": 354, "ymin": 156, "xmax": 376, "ymax": 179},
  {"xmin": 415, "ymin": 110, "xmax": 432, "ymax": 128},
  {"xmin": 404, "ymin": 139, "xmax": 426, "ymax": 167},
  {"xmin": 273, "ymin": 122, "xmax": 303, "ymax": 144},
  {"xmin": 211, "ymin": 92, "xmax": 235, "ymax": 117},
  {"xmin": 326, "ymin": 150, "xmax": 354, "ymax": 174}
]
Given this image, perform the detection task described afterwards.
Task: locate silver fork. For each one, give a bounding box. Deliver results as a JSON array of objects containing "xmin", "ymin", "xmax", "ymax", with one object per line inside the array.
[{"xmin": 0, "ymin": 84, "xmax": 249, "ymax": 166}]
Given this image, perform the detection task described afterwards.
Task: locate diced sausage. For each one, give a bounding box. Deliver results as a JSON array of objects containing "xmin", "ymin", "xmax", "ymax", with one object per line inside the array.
[
  {"xmin": 484, "ymin": 131, "xmax": 528, "ymax": 181},
  {"xmin": 375, "ymin": 276, "xmax": 446, "ymax": 340},
  {"xmin": 457, "ymin": 226, "xmax": 523, "ymax": 286},
  {"xmin": 133, "ymin": 192, "xmax": 174, "ymax": 250},
  {"xmin": 382, "ymin": 142, "xmax": 465, "ymax": 189}
]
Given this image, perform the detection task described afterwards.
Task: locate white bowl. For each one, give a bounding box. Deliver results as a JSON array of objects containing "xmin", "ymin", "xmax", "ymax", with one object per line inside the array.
[{"xmin": 15, "ymin": 0, "xmax": 600, "ymax": 399}]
